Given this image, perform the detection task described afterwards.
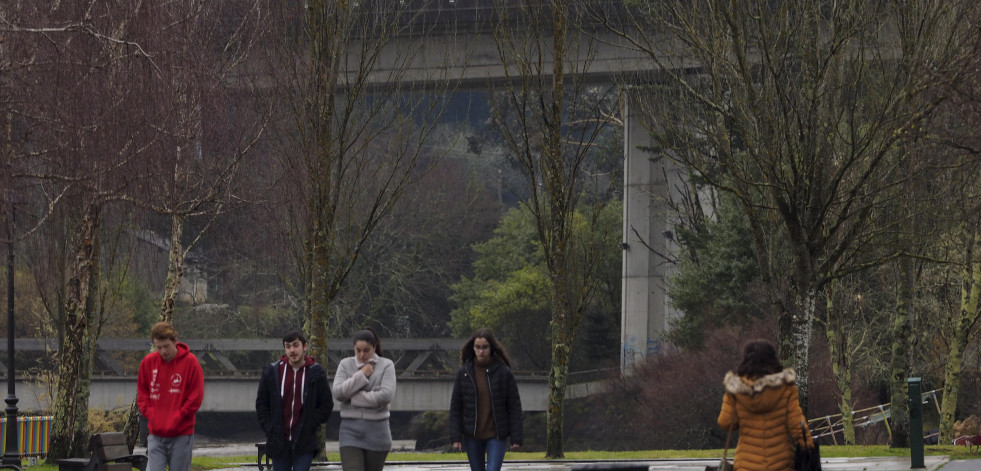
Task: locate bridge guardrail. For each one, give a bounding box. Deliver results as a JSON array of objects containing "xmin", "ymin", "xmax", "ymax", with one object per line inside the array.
[{"xmin": 7, "ymin": 338, "xmax": 601, "ymax": 380}]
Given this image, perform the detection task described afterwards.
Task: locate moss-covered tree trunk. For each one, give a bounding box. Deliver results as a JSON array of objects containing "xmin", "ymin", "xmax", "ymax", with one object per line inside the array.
[
  {"xmin": 47, "ymin": 201, "xmax": 101, "ymax": 462},
  {"xmin": 939, "ymin": 237, "xmax": 981, "ymax": 443},
  {"xmin": 888, "ymin": 257, "xmax": 914, "ymax": 448},
  {"xmin": 825, "ymin": 286, "xmax": 855, "ymax": 445},
  {"xmin": 544, "ymin": 240, "xmax": 574, "ymax": 458},
  {"xmin": 541, "ymin": 0, "xmax": 579, "ymax": 459}
]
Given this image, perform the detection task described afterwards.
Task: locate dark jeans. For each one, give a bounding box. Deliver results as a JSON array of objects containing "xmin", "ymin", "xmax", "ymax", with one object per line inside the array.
[
  {"xmin": 271, "ymin": 449, "xmax": 314, "ymax": 471},
  {"xmin": 463, "ymin": 437, "xmax": 507, "ymax": 471}
]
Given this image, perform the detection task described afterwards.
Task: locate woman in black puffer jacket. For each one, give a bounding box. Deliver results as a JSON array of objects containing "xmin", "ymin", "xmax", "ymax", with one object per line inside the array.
[{"xmin": 449, "ymin": 328, "xmax": 523, "ymax": 471}]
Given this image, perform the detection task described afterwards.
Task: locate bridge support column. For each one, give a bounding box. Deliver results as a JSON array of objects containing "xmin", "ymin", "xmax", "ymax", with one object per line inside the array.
[{"xmin": 620, "ymin": 92, "xmax": 682, "ymax": 374}]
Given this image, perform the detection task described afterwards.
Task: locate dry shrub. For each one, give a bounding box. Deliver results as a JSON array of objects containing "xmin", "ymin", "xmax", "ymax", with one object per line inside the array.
[
  {"xmin": 622, "ymin": 325, "xmax": 753, "ymax": 449},
  {"xmin": 562, "ymin": 324, "xmax": 754, "ymax": 450},
  {"xmin": 954, "ymin": 415, "xmax": 981, "ymax": 437},
  {"xmin": 88, "ymin": 407, "xmax": 129, "ymax": 434},
  {"xmin": 566, "ymin": 317, "xmax": 853, "ymax": 450}
]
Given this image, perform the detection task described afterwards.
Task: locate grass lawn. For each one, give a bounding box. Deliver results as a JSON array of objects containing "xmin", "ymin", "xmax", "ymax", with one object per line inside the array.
[{"xmin": 19, "ymin": 445, "xmax": 979, "ymax": 471}]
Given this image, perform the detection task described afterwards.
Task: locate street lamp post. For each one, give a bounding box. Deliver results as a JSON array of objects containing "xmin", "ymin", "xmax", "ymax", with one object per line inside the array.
[{"xmin": 2, "ymin": 198, "xmax": 20, "ymax": 470}]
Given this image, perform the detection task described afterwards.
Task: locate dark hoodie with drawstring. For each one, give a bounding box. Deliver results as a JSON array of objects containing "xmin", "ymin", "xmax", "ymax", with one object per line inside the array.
[{"xmin": 256, "ymin": 355, "xmax": 333, "ymax": 457}]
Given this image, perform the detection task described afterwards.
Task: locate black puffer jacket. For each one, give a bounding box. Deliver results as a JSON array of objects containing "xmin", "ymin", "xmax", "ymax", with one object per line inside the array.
[
  {"xmin": 449, "ymin": 360, "xmax": 523, "ymax": 445},
  {"xmin": 255, "ymin": 359, "xmax": 333, "ymax": 457}
]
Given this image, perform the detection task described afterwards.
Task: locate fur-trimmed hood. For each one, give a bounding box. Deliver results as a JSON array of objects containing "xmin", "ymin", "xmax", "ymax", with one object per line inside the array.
[
  {"xmin": 716, "ymin": 367, "xmax": 809, "ymax": 470},
  {"xmin": 724, "ymin": 368, "xmax": 797, "ymax": 396}
]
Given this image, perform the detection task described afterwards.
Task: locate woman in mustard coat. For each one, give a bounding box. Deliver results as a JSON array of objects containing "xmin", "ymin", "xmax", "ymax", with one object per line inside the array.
[{"xmin": 717, "ymin": 339, "xmax": 814, "ymax": 471}]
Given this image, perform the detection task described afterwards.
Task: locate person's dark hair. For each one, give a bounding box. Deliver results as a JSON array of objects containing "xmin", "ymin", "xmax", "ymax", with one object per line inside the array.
[
  {"xmin": 461, "ymin": 328, "xmax": 512, "ymax": 367},
  {"xmin": 736, "ymin": 339, "xmax": 784, "ymax": 378},
  {"xmin": 353, "ymin": 326, "xmax": 383, "ymax": 357},
  {"xmin": 283, "ymin": 330, "xmax": 307, "ymax": 346}
]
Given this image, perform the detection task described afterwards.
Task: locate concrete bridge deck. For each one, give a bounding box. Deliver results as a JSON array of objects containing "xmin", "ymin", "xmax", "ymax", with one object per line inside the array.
[{"xmin": 3, "ymin": 374, "xmax": 606, "ymax": 413}]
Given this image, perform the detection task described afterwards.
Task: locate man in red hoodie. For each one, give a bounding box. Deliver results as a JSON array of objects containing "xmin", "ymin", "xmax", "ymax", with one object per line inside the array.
[{"xmin": 137, "ymin": 322, "xmax": 204, "ymax": 471}]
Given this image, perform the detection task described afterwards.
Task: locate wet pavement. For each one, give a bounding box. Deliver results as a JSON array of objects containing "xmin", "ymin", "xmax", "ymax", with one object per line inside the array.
[{"xmin": 178, "ymin": 443, "xmax": 976, "ymax": 471}]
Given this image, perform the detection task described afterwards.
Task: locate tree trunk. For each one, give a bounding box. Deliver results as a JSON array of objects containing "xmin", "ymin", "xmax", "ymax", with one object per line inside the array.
[
  {"xmin": 124, "ymin": 212, "xmax": 188, "ymax": 450},
  {"xmin": 308, "ymin": 221, "xmax": 330, "ymax": 364},
  {"xmin": 122, "ymin": 399, "xmax": 141, "ymax": 453},
  {"xmin": 825, "ymin": 287, "xmax": 855, "ymax": 444},
  {"xmin": 160, "ymin": 213, "xmax": 186, "ymax": 324},
  {"xmin": 542, "ymin": 0, "xmax": 574, "ymax": 458},
  {"xmin": 47, "ymin": 202, "xmax": 101, "ymax": 462},
  {"xmin": 544, "ymin": 247, "xmax": 572, "ymax": 458},
  {"xmin": 939, "ymin": 245, "xmax": 981, "ymax": 443},
  {"xmin": 779, "ymin": 274, "xmax": 816, "ymax": 416},
  {"xmin": 888, "ymin": 258, "xmax": 913, "ymax": 448},
  {"xmin": 308, "ymin": 222, "xmax": 332, "ymax": 459}
]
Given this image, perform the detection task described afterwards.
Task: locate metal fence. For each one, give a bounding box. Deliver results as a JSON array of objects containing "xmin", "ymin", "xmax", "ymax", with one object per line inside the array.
[{"xmin": 0, "ymin": 416, "xmax": 53, "ymax": 459}]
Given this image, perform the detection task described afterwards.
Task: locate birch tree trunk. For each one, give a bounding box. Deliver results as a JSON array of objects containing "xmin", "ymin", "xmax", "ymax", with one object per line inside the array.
[
  {"xmin": 159, "ymin": 214, "xmax": 185, "ymax": 324},
  {"xmin": 778, "ymin": 270, "xmax": 817, "ymax": 414},
  {"xmin": 123, "ymin": 213, "xmax": 187, "ymax": 450},
  {"xmin": 47, "ymin": 201, "xmax": 101, "ymax": 462}
]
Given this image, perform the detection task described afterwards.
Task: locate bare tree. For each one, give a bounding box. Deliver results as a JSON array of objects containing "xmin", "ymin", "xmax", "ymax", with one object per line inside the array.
[
  {"xmin": 605, "ymin": 0, "xmax": 977, "ymax": 413},
  {"xmin": 261, "ymin": 0, "xmax": 460, "ymax": 360},
  {"xmin": 7, "ymin": 0, "xmax": 163, "ymax": 456},
  {"xmin": 115, "ymin": 0, "xmax": 270, "ymax": 449},
  {"xmin": 129, "ymin": 1, "xmax": 268, "ymax": 324},
  {"xmin": 1, "ymin": 0, "xmax": 265, "ymax": 457},
  {"xmin": 489, "ymin": 0, "xmax": 619, "ymax": 457},
  {"xmin": 920, "ymin": 41, "xmax": 981, "ymax": 441}
]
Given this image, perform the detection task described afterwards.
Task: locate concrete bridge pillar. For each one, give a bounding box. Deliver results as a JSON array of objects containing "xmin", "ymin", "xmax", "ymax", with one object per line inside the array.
[{"xmin": 620, "ymin": 92, "xmax": 683, "ymax": 373}]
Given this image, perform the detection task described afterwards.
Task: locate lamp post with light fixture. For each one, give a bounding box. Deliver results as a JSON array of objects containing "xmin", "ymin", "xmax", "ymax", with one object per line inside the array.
[{"xmin": 2, "ymin": 196, "xmax": 21, "ymax": 470}]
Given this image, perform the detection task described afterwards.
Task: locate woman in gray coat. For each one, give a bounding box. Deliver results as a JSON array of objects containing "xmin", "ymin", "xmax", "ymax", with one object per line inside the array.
[{"xmin": 332, "ymin": 327, "xmax": 396, "ymax": 471}]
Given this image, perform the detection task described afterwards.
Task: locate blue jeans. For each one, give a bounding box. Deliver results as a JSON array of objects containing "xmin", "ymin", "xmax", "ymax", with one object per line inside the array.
[
  {"xmin": 463, "ymin": 437, "xmax": 507, "ymax": 471},
  {"xmin": 272, "ymin": 449, "xmax": 314, "ymax": 471}
]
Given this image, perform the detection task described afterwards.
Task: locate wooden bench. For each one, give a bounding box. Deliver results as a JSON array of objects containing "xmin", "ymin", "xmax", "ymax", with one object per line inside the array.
[
  {"xmin": 255, "ymin": 442, "xmax": 330, "ymax": 469},
  {"xmin": 256, "ymin": 443, "xmax": 271, "ymax": 471},
  {"xmin": 570, "ymin": 463, "xmax": 651, "ymax": 471},
  {"xmin": 57, "ymin": 432, "xmax": 148, "ymax": 471}
]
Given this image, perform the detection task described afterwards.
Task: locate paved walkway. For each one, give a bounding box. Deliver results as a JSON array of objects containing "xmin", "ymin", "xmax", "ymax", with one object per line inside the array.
[{"xmin": 187, "ymin": 443, "xmax": 975, "ymax": 471}]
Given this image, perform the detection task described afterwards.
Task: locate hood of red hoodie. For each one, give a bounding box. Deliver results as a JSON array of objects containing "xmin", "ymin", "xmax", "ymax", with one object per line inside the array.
[{"xmin": 169, "ymin": 341, "xmax": 191, "ymax": 361}]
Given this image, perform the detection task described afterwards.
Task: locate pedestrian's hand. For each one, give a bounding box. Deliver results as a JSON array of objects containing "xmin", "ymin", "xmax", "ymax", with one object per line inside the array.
[
  {"xmin": 511, "ymin": 444, "xmax": 521, "ymax": 451},
  {"xmin": 453, "ymin": 442, "xmax": 462, "ymax": 451},
  {"xmin": 361, "ymin": 362, "xmax": 374, "ymax": 377}
]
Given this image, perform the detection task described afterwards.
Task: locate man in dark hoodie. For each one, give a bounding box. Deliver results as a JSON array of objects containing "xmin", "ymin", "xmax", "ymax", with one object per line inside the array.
[
  {"xmin": 137, "ymin": 322, "xmax": 204, "ymax": 471},
  {"xmin": 256, "ymin": 330, "xmax": 334, "ymax": 471}
]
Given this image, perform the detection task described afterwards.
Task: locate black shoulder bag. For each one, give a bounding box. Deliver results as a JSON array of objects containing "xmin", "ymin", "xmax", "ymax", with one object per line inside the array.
[
  {"xmin": 705, "ymin": 423, "xmax": 734, "ymax": 471},
  {"xmin": 794, "ymin": 421, "xmax": 821, "ymax": 471}
]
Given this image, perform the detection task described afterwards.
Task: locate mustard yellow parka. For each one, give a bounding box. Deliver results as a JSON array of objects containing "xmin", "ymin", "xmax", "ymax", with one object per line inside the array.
[{"xmin": 716, "ymin": 368, "xmax": 813, "ymax": 471}]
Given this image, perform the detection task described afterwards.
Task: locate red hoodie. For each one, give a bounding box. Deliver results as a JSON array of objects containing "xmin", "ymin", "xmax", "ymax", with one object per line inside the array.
[{"xmin": 137, "ymin": 342, "xmax": 204, "ymax": 437}]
